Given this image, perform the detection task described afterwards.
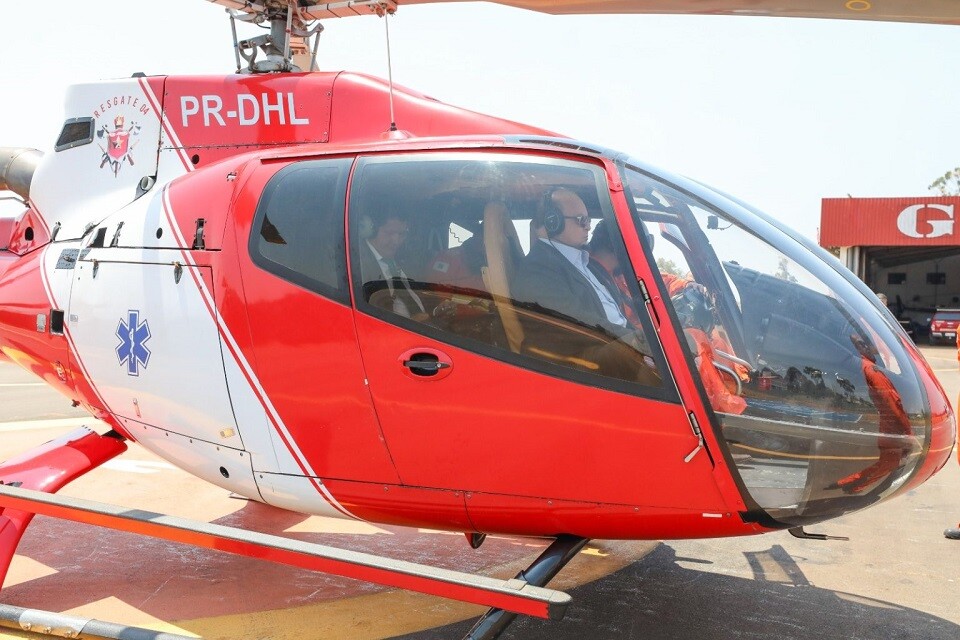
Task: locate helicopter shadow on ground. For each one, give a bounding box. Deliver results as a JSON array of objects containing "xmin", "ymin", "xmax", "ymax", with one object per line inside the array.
[{"xmin": 396, "ymin": 543, "xmax": 959, "ymax": 640}]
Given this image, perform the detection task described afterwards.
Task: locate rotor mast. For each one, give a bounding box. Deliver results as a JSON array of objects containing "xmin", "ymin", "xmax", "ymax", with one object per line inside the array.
[{"xmin": 212, "ymin": 0, "xmax": 397, "ymax": 73}]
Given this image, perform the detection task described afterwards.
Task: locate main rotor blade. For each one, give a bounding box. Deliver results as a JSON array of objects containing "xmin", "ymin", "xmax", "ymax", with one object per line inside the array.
[{"xmin": 404, "ymin": 0, "xmax": 960, "ymax": 25}]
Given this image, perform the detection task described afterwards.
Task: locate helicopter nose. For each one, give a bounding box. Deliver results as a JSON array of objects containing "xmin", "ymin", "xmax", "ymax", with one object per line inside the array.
[
  {"xmin": 898, "ymin": 345, "xmax": 957, "ymax": 493},
  {"xmin": 715, "ymin": 336, "xmax": 956, "ymax": 528}
]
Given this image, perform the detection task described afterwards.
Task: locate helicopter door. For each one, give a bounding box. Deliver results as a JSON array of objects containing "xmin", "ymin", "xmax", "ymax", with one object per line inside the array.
[
  {"xmin": 236, "ymin": 158, "xmax": 400, "ymax": 490},
  {"xmin": 347, "ymin": 152, "xmax": 726, "ymax": 507}
]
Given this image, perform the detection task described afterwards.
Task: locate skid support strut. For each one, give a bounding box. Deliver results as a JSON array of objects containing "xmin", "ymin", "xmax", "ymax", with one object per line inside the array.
[
  {"xmin": 464, "ymin": 534, "xmax": 589, "ymax": 640},
  {"xmin": 0, "ymin": 427, "xmax": 127, "ymax": 587}
]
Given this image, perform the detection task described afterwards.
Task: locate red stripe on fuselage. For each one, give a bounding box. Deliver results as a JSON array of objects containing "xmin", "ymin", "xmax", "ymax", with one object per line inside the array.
[
  {"xmin": 159, "ymin": 188, "xmax": 354, "ymax": 518},
  {"xmin": 138, "ymin": 76, "xmax": 193, "ymax": 174}
]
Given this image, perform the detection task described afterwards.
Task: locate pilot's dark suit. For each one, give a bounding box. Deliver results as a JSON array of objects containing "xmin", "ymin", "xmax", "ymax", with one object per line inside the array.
[
  {"xmin": 511, "ymin": 239, "xmax": 658, "ymax": 384},
  {"xmin": 512, "ymin": 239, "xmax": 628, "ymax": 337}
]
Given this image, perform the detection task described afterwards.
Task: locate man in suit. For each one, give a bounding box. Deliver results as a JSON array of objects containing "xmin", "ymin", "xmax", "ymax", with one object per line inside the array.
[
  {"xmin": 510, "ymin": 188, "xmax": 670, "ymax": 387},
  {"xmin": 513, "ymin": 188, "xmax": 630, "ymax": 337},
  {"xmin": 358, "ymin": 211, "xmax": 428, "ymax": 321}
]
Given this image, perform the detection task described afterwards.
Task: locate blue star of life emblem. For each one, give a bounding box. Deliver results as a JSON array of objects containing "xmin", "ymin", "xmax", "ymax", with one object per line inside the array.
[{"xmin": 116, "ymin": 310, "xmax": 152, "ymax": 376}]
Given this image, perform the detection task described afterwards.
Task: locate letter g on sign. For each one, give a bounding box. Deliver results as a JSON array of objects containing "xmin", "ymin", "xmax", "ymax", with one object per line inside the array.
[{"xmin": 896, "ymin": 204, "xmax": 955, "ymax": 239}]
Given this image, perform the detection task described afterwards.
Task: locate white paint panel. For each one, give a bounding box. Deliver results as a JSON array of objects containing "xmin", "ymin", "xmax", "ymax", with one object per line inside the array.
[
  {"xmin": 67, "ymin": 256, "xmax": 242, "ymax": 448},
  {"xmin": 255, "ymin": 472, "xmax": 358, "ymax": 520},
  {"xmin": 118, "ymin": 417, "xmax": 262, "ymax": 501},
  {"xmin": 87, "ymin": 178, "xmax": 179, "ymax": 249},
  {"xmin": 219, "ymin": 345, "xmax": 285, "ymax": 471},
  {"xmin": 30, "ymin": 80, "xmax": 163, "ymax": 240}
]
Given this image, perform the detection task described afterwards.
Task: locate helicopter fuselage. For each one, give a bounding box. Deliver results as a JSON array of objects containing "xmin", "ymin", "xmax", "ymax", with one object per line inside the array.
[{"xmin": 0, "ymin": 71, "xmax": 954, "ymax": 544}]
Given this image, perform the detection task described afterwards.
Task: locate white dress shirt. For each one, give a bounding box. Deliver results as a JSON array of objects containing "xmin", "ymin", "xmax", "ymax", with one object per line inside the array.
[{"xmin": 541, "ymin": 238, "xmax": 627, "ymax": 327}]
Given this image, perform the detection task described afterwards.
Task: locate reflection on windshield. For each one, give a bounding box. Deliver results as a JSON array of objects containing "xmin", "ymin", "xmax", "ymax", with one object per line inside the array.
[{"xmin": 623, "ymin": 163, "xmax": 937, "ymax": 526}]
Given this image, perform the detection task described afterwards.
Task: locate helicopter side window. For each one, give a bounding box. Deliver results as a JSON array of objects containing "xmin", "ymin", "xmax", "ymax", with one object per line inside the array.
[
  {"xmin": 349, "ymin": 153, "xmax": 672, "ymax": 399},
  {"xmin": 54, "ymin": 117, "xmax": 95, "ymax": 152},
  {"xmin": 249, "ymin": 158, "xmax": 352, "ymax": 304}
]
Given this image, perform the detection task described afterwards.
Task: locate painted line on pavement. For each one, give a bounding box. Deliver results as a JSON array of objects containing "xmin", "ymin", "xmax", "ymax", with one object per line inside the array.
[{"xmin": 0, "ymin": 417, "xmax": 107, "ymax": 433}]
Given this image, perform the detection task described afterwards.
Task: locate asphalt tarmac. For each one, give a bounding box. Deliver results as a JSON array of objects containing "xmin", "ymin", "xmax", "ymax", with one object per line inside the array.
[{"xmin": 0, "ymin": 346, "xmax": 957, "ymax": 640}]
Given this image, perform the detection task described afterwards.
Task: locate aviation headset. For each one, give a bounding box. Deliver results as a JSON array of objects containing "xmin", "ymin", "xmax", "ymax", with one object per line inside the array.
[
  {"xmin": 539, "ymin": 188, "xmax": 566, "ymax": 238},
  {"xmin": 358, "ymin": 208, "xmax": 403, "ymax": 241}
]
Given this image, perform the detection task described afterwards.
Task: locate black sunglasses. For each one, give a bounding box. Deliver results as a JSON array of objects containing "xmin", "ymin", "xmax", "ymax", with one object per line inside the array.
[{"xmin": 563, "ymin": 215, "xmax": 591, "ymax": 228}]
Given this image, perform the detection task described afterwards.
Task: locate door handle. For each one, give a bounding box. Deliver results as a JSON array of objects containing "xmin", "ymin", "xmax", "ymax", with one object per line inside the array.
[
  {"xmin": 400, "ymin": 351, "xmax": 452, "ymax": 378},
  {"xmin": 403, "ymin": 359, "xmax": 451, "ymax": 372}
]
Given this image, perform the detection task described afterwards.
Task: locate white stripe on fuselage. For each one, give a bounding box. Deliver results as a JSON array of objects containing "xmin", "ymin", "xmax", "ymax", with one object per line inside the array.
[{"xmin": 159, "ymin": 188, "xmax": 357, "ymax": 519}]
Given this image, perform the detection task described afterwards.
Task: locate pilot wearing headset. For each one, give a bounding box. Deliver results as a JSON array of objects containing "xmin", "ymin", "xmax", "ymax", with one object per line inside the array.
[
  {"xmin": 513, "ymin": 187, "xmax": 629, "ymax": 336},
  {"xmin": 358, "ymin": 209, "xmax": 428, "ymax": 322}
]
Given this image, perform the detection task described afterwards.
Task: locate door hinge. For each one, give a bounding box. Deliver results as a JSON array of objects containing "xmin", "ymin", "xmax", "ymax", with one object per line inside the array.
[
  {"xmin": 637, "ymin": 278, "xmax": 652, "ymax": 303},
  {"xmin": 637, "ymin": 278, "xmax": 660, "ymax": 328},
  {"xmin": 110, "ymin": 221, "xmax": 125, "ymax": 247},
  {"xmin": 684, "ymin": 412, "xmax": 705, "ymax": 463}
]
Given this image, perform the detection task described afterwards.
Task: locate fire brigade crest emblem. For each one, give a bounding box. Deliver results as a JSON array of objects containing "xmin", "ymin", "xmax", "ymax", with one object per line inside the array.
[{"xmin": 97, "ymin": 114, "xmax": 141, "ymax": 176}]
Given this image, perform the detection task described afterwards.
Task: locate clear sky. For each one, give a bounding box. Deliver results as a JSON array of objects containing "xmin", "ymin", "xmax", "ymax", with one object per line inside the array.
[{"xmin": 1, "ymin": 0, "xmax": 958, "ymax": 240}]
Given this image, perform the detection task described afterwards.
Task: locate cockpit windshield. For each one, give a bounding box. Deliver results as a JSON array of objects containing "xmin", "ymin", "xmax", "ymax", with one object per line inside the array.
[{"xmin": 621, "ymin": 161, "xmax": 946, "ymax": 526}]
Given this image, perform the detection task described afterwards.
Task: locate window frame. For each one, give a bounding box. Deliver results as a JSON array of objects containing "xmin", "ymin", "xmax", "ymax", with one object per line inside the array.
[
  {"xmin": 54, "ymin": 117, "xmax": 96, "ymax": 152},
  {"xmin": 248, "ymin": 157, "xmax": 353, "ymax": 304},
  {"xmin": 347, "ymin": 149, "xmax": 679, "ymax": 403}
]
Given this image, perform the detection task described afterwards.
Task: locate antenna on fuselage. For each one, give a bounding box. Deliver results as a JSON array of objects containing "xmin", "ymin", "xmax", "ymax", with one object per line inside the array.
[
  {"xmin": 213, "ymin": 0, "xmax": 397, "ymax": 74},
  {"xmin": 381, "ymin": 4, "xmax": 398, "ymax": 132}
]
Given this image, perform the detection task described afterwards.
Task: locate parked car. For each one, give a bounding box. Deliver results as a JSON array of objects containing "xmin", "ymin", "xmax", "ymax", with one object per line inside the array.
[{"xmin": 928, "ymin": 309, "xmax": 960, "ymax": 345}]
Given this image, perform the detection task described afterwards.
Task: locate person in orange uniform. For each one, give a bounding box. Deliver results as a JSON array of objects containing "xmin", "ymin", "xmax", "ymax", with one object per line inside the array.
[
  {"xmin": 834, "ymin": 334, "xmax": 917, "ymax": 494},
  {"xmin": 589, "ymin": 221, "xmax": 746, "ymax": 414}
]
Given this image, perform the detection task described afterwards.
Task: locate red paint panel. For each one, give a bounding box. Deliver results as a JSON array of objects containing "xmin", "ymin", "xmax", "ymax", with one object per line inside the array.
[
  {"xmin": 324, "ymin": 478, "xmax": 473, "ymax": 531},
  {"xmin": 355, "ymin": 313, "xmax": 727, "ymax": 510},
  {"xmin": 224, "ymin": 161, "xmax": 399, "ymax": 483},
  {"xmin": 153, "ymin": 72, "xmax": 553, "ymax": 168},
  {"xmin": 465, "ymin": 492, "xmax": 766, "ymax": 539},
  {"xmin": 160, "ymin": 74, "xmax": 333, "ymax": 169},
  {"xmin": 164, "ymin": 161, "xmax": 242, "ymax": 251},
  {"xmin": 327, "ymin": 73, "xmax": 556, "ymax": 143},
  {"xmin": 6, "ymin": 207, "xmax": 51, "ymax": 256},
  {"xmin": 820, "ymin": 196, "xmax": 960, "ymax": 246}
]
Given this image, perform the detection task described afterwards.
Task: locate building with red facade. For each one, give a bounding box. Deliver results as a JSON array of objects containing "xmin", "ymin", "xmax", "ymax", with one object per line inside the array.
[{"xmin": 821, "ymin": 197, "xmax": 960, "ymax": 333}]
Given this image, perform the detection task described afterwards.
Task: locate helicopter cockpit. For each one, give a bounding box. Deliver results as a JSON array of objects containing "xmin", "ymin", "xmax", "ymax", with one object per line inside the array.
[{"xmin": 622, "ymin": 160, "xmax": 952, "ymax": 525}]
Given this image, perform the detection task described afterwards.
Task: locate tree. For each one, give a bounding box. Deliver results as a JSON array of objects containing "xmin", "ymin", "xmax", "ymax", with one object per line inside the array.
[
  {"xmin": 774, "ymin": 257, "xmax": 799, "ymax": 283},
  {"xmin": 929, "ymin": 167, "xmax": 960, "ymax": 196},
  {"xmin": 656, "ymin": 257, "xmax": 685, "ymax": 277}
]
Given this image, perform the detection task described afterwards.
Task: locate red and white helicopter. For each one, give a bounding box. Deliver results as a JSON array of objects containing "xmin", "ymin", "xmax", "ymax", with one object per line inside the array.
[{"xmin": 0, "ymin": 1, "xmax": 957, "ymax": 638}]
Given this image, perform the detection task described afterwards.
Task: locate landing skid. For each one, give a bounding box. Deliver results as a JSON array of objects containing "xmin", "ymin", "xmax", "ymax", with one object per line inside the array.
[
  {"xmin": 0, "ymin": 484, "xmax": 570, "ymax": 622},
  {"xmin": 0, "ymin": 431, "xmax": 589, "ymax": 636}
]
